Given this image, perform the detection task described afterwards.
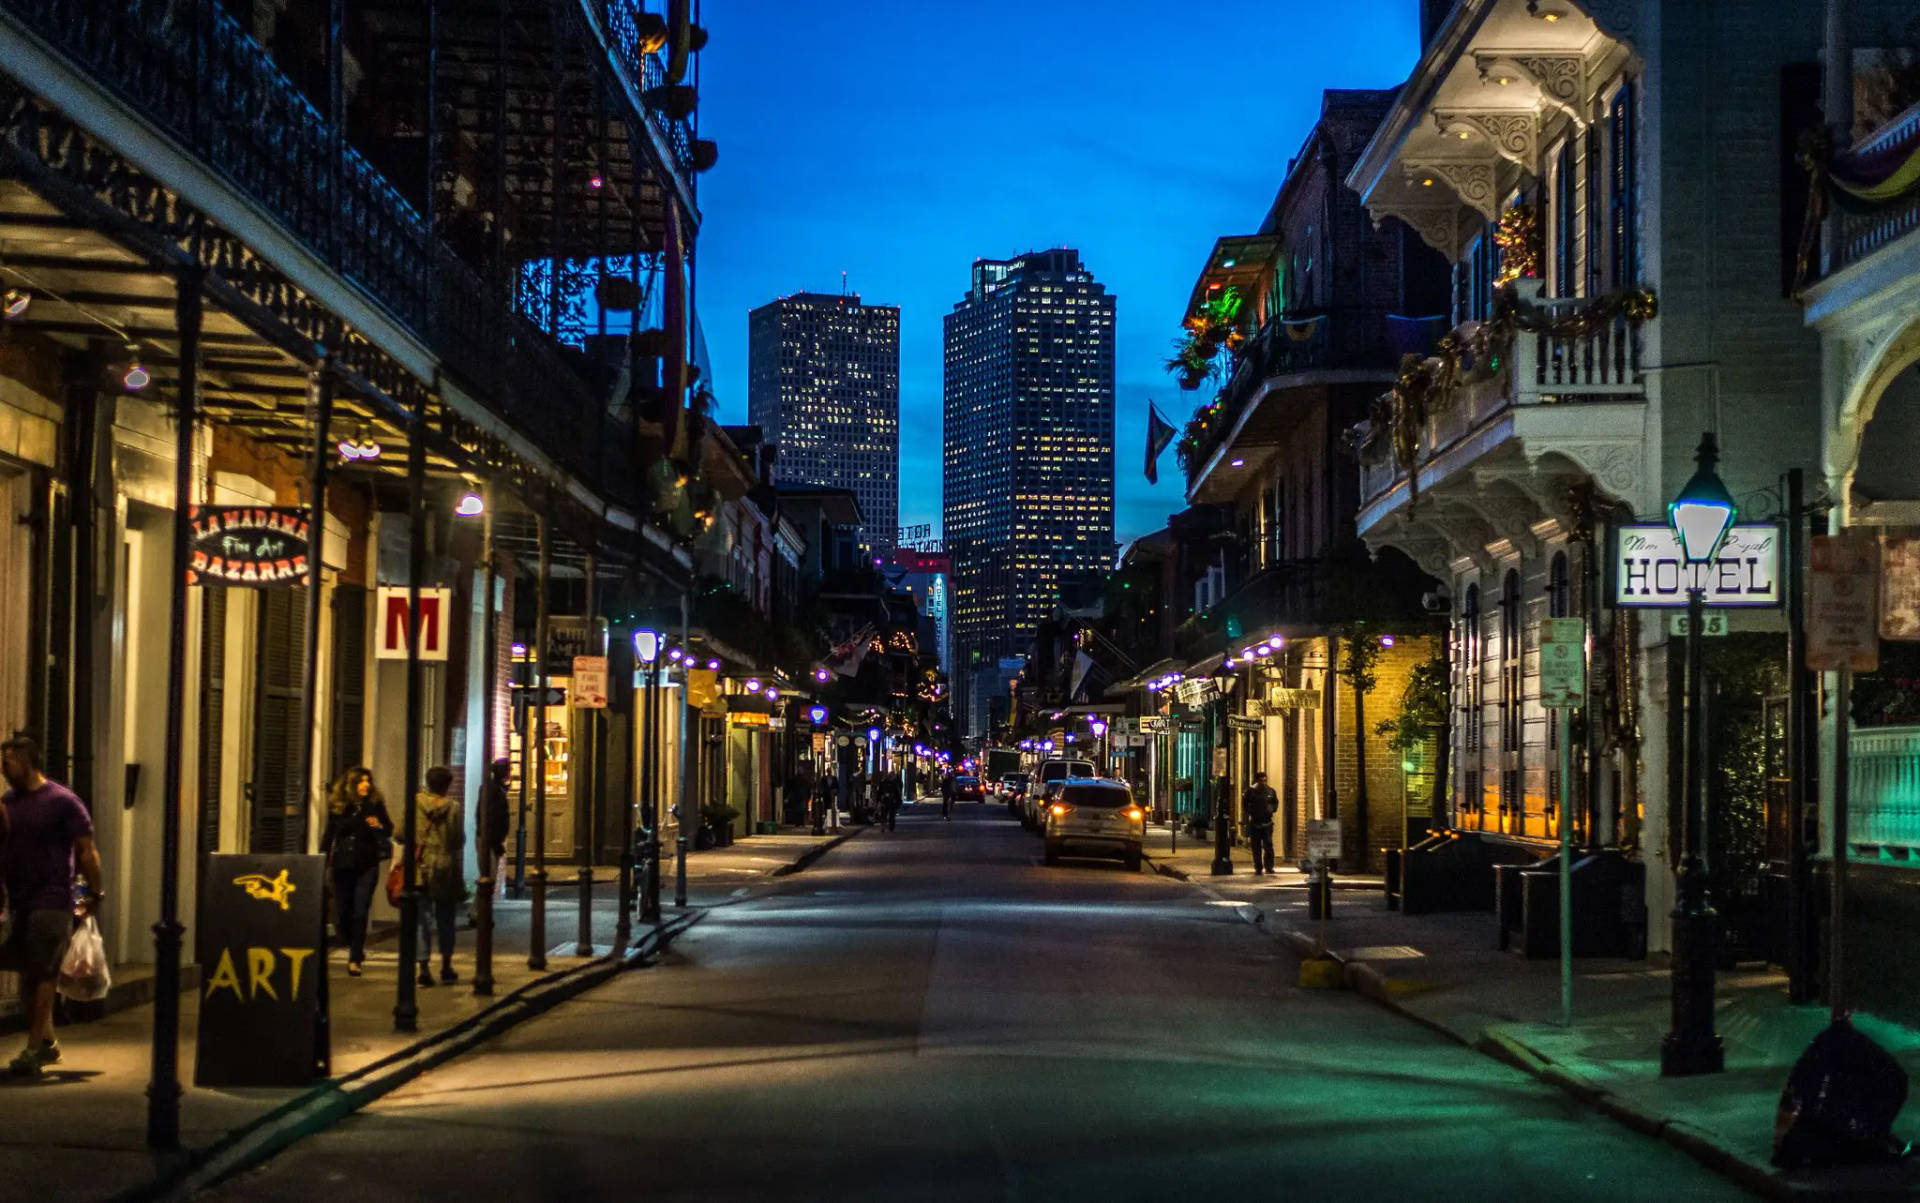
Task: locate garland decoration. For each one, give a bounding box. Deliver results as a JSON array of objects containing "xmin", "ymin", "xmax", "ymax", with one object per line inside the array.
[
  {"xmin": 1342, "ymin": 281, "xmax": 1657, "ymax": 510},
  {"xmin": 1794, "ymin": 114, "xmax": 1920, "ymax": 293},
  {"xmin": 1494, "ymin": 203, "xmax": 1541, "ymax": 286}
]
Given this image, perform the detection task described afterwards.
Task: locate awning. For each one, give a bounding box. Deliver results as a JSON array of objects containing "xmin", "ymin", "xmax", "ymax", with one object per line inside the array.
[{"xmin": 1184, "ymin": 234, "xmax": 1284, "ymax": 320}]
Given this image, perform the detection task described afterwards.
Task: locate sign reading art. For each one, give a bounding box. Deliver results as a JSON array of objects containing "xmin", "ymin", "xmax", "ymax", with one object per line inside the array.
[
  {"xmin": 195, "ymin": 853, "xmax": 326, "ymax": 1087},
  {"xmin": 187, "ymin": 506, "xmax": 311, "ymax": 586},
  {"xmin": 1610, "ymin": 523, "xmax": 1782, "ymax": 608}
]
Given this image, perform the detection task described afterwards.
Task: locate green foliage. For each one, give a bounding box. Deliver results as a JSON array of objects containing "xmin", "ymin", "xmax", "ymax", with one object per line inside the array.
[
  {"xmin": 1377, "ymin": 654, "xmax": 1448, "ymax": 753},
  {"xmin": 700, "ymin": 802, "xmax": 740, "ymax": 827},
  {"xmin": 1338, "ymin": 627, "xmax": 1382, "ymax": 695}
]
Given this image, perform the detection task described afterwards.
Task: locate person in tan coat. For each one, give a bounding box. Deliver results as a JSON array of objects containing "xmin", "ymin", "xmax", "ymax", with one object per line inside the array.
[{"xmin": 411, "ymin": 765, "xmax": 466, "ymax": 986}]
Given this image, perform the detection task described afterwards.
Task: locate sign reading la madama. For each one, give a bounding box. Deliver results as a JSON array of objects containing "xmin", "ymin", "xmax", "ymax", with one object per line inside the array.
[{"xmin": 1610, "ymin": 523, "xmax": 1782, "ymax": 608}]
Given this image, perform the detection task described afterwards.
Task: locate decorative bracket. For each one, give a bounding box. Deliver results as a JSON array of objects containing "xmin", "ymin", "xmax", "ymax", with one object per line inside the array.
[
  {"xmin": 1432, "ymin": 109, "xmax": 1539, "ymax": 172},
  {"xmin": 1473, "ymin": 51, "xmax": 1589, "ymax": 127},
  {"xmin": 1402, "ymin": 159, "xmax": 1500, "ymax": 223}
]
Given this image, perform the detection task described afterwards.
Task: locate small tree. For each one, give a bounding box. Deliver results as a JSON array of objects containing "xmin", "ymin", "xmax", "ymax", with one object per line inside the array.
[{"xmin": 1338, "ymin": 629, "xmax": 1383, "ymax": 865}]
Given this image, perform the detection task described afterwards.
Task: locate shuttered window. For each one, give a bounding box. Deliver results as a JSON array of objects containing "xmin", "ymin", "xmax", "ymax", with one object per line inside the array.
[
  {"xmin": 331, "ymin": 584, "xmax": 366, "ymax": 779},
  {"xmin": 249, "ymin": 587, "xmax": 307, "ymax": 853},
  {"xmin": 197, "ymin": 588, "xmax": 227, "ymax": 856}
]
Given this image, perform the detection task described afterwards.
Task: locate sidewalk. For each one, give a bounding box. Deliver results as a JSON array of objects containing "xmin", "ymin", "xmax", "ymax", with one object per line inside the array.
[
  {"xmin": 1179, "ymin": 868, "xmax": 1920, "ymax": 1198},
  {"xmin": 1140, "ymin": 822, "xmax": 1385, "ymax": 891},
  {"xmin": 2, "ymin": 825, "xmax": 861, "ymax": 1203}
]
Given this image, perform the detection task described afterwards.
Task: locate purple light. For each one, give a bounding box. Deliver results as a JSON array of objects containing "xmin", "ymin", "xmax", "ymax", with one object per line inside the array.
[{"xmin": 1380, "ymin": 635, "xmax": 1397, "ymax": 647}]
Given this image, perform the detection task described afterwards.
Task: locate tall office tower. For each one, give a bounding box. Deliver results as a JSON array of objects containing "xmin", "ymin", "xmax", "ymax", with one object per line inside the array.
[
  {"xmin": 943, "ymin": 249, "xmax": 1116, "ymax": 738},
  {"xmin": 748, "ymin": 292, "xmax": 901, "ymax": 554}
]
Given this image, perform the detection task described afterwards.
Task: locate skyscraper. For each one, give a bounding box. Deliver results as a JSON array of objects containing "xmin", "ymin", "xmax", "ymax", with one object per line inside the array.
[
  {"xmin": 748, "ymin": 292, "xmax": 900, "ymax": 553},
  {"xmin": 943, "ymin": 249, "xmax": 1116, "ymax": 738}
]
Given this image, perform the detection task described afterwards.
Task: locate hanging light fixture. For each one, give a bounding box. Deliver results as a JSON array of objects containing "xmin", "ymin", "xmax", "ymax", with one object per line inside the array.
[
  {"xmin": 338, "ymin": 423, "xmax": 382, "ymax": 462},
  {"xmin": 745, "ymin": 678, "xmax": 761, "ymax": 692},
  {"xmin": 455, "ymin": 487, "xmax": 485, "ymax": 517},
  {"xmin": 121, "ymin": 345, "xmax": 150, "ymax": 391},
  {"xmin": 1668, "ymin": 433, "xmax": 1738, "ymax": 565},
  {"xmin": 1, "ymin": 288, "xmax": 29, "ymax": 319}
]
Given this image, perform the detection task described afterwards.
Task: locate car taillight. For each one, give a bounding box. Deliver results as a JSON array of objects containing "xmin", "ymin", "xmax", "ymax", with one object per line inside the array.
[
  {"xmin": 1050, "ymin": 804, "xmax": 1070, "ymax": 817},
  {"xmin": 1125, "ymin": 807, "xmax": 1144, "ymax": 820}
]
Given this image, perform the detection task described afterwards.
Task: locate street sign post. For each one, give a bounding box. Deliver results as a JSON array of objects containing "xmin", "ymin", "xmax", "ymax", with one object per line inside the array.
[
  {"xmin": 1540, "ymin": 616, "xmax": 1586, "ymax": 1028},
  {"xmin": 570, "ymin": 656, "xmax": 608, "ymax": 708}
]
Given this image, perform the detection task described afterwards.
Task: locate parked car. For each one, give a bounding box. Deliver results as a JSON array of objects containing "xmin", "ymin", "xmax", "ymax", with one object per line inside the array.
[
  {"xmin": 951, "ymin": 774, "xmax": 984, "ymax": 802},
  {"xmin": 1042, "ymin": 779, "xmax": 1145, "ymax": 870},
  {"xmin": 1000, "ymin": 772, "xmax": 1029, "ymax": 816},
  {"xmin": 1026, "ymin": 758, "xmax": 1093, "ymax": 829}
]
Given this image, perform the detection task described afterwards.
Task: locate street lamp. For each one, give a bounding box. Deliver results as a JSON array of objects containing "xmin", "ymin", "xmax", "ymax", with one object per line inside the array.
[
  {"xmin": 1089, "ymin": 718, "xmax": 1108, "ymax": 776},
  {"xmin": 629, "ymin": 629, "xmax": 663, "ymax": 934},
  {"xmin": 1662, "ymin": 432, "xmax": 1734, "ymax": 1078},
  {"xmin": 1210, "ymin": 661, "xmax": 1239, "ymax": 876}
]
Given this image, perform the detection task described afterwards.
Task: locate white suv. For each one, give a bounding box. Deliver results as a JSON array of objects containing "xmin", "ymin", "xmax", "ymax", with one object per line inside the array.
[{"xmin": 1042, "ymin": 779, "xmax": 1145, "ymax": 871}]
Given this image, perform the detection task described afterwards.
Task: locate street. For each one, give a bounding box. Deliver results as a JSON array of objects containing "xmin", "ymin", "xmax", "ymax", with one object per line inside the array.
[{"xmin": 206, "ymin": 801, "xmax": 1746, "ymax": 1202}]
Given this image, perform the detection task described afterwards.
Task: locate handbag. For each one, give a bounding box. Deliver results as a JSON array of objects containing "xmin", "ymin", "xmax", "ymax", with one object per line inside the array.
[{"xmin": 386, "ymin": 807, "xmax": 447, "ymax": 907}]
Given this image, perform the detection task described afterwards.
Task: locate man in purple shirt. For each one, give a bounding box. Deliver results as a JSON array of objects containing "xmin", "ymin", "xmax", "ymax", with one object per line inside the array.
[{"xmin": 1, "ymin": 736, "xmax": 104, "ymax": 1077}]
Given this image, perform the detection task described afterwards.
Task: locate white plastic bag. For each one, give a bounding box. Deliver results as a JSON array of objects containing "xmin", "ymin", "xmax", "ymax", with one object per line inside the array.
[{"xmin": 57, "ymin": 916, "xmax": 111, "ymax": 1002}]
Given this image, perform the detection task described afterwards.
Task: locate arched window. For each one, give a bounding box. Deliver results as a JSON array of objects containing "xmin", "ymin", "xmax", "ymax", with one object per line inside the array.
[
  {"xmin": 1460, "ymin": 583, "xmax": 1483, "ymax": 821},
  {"xmin": 1500, "ymin": 569, "xmax": 1524, "ymax": 823},
  {"xmin": 1548, "ymin": 551, "xmax": 1571, "ymax": 618}
]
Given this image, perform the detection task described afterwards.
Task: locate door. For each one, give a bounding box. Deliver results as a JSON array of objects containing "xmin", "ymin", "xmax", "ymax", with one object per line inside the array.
[
  {"xmin": 330, "ymin": 584, "xmax": 367, "ymax": 780},
  {"xmin": 248, "ymin": 587, "xmax": 307, "ymax": 853}
]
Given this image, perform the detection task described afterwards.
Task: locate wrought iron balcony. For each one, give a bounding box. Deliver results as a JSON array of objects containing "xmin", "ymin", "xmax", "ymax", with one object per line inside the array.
[
  {"xmin": 0, "ymin": 0, "xmax": 681, "ymax": 510},
  {"xmin": 1184, "ymin": 307, "xmax": 1399, "ymax": 489},
  {"xmin": 1824, "ymin": 99, "xmax": 1920, "ymax": 281}
]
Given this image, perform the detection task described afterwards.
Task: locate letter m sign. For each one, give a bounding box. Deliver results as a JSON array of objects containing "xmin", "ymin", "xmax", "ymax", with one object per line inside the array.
[{"xmin": 374, "ymin": 586, "xmax": 452, "ymax": 661}]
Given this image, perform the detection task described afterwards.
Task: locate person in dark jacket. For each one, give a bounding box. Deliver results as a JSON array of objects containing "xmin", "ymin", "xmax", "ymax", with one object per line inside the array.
[
  {"xmin": 320, "ymin": 766, "xmax": 393, "ymax": 975},
  {"xmin": 475, "ymin": 757, "xmax": 510, "ymax": 894},
  {"xmin": 1244, "ymin": 771, "xmax": 1279, "ymax": 875}
]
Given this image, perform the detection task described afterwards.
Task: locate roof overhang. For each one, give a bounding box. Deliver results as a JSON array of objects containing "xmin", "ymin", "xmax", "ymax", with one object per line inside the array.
[
  {"xmin": 1184, "ymin": 233, "xmax": 1284, "ymax": 319},
  {"xmin": 1346, "ymin": 0, "xmax": 1638, "ymax": 263}
]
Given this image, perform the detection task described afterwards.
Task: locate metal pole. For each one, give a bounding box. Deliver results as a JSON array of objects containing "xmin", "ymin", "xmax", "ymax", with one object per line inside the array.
[
  {"xmin": 473, "ymin": 481, "xmax": 497, "ymax": 996},
  {"xmin": 576, "ymin": 552, "xmax": 595, "ymax": 957},
  {"xmin": 297, "ymin": 365, "xmax": 334, "ymax": 849},
  {"xmin": 529, "ymin": 513, "xmax": 550, "ymax": 970},
  {"xmin": 1785, "ymin": 469, "xmax": 1815, "ymax": 1002},
  {"xmin": 147, "ymin": 269, "xmax": 201, "ymax": 1150},
  {"xmin": 394, "ymin": 409, "xmax": 425, "ymax": 1032},
  {"xmin": 642, "ymin": 660, "xmax": 662, "ymax": 923},
  {"xmin": 1662, "ymin": 587, "xmax": 1723, "ymax": 1074},
  {"xmin": 1831, "ymin": 668, "xmax": 1852, "ymax": 1020},
  {"xmin": 510, "ymin": 634, "xmax": 529, "ymax": 900},
  {"xmin": 1559, "ymin": 706, "xmax": 1573, "ymax": 1027},
  {"xmin": 675, "ymin": 591, "xmax": 690, "ymax": 907}
]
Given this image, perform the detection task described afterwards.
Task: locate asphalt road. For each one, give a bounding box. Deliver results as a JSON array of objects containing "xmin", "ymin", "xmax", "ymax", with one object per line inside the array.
[{"xmin": 205, "ymin": 800, "xmax": 1748, "ymax": 1202}]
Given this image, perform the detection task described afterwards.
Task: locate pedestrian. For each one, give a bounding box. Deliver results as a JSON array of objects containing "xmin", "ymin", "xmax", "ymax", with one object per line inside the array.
[
  {"xmin": 940, "ymin": 771, "xmax": 953, "ymax": 819},
  {"xmin": 880, "ymin": 776, "xmax": 901, "ymax": 831},
  {"xmin": 470, "ymin": 757, "xmax": 510, "ymax": 923},
  {"xmin": 412, "ymin": 765, "xmax": 466, "ymax": 986},
  {"xmin": 320, "ymin": 766, "xmax": 393, "ymax": 977},
  {"xmin": 0, "ymin": 736, "xmax": 103, "ymax": 1077},
  {"xmin": 1245, "ymin": 771, "xmax": 1279, "ymax": 875}
]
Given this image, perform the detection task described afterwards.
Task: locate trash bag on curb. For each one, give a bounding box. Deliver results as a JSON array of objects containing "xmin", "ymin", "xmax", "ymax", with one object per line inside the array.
[
  {"xmin": 1773, "ymin": 1016, "xmax": 1912, "ymax": 1168},
  {"xmin": 57, "ymin": 917, "xmax": 112, "ymax": 1002}
]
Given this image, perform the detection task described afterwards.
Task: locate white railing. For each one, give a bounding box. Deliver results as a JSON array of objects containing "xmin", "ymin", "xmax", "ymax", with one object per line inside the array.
[
  {"xmin": 1849, "ymin": 725, "xmax": 1920, "ymax": 858},
  {"xmin": 1357, "ymin": 283, "xmax": 1645, "ymax": 507}
]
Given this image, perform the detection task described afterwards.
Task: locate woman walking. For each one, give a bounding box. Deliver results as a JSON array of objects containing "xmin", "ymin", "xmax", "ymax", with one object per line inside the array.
[
  {"xmin": 320, "ymin": 767, "xmax": 393, "ymax": 977},
  {"xmin": 411, "ymin": 765, "xmax": 466, "ymax": 986}
]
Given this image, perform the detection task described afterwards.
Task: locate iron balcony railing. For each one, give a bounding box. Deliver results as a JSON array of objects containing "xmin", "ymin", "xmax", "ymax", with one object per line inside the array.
[
  {"xmin": 1189, "ymin": 307, "xmax": 1397, "ymax": 485},
  {"xmin": 1829, "ymin": 99, "xmax": 1920, "ymax": 279},
  {"xmin": 3, "ymin": 0, "xmax": 689, "ymax": 507}
]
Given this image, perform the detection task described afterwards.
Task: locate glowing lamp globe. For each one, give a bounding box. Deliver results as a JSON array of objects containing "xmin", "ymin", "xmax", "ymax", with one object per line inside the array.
[{"xmin": 1667, "ymin": 433, "xmax": 1737, "ymax": 565}]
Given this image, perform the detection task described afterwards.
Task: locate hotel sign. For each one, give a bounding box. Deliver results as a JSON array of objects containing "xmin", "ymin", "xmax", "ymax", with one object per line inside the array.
[{"xmin": 1610, "ymin": 524, "xmax": 1782, "ymax": 608}]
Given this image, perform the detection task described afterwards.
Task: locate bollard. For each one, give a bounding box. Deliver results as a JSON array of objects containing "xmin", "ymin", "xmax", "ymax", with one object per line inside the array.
[{"xmin": 1307, "ymin": 866, "xmax": 1334, "ymax": 920}]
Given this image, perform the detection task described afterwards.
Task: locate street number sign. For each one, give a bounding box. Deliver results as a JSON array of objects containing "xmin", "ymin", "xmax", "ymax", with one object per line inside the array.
[
  {"xmin": 1539, "ymin": 617, "xmax": 1586, "ymax": 709},
  {"xmin": 1668, "ymin": 611, "xmax": 1729, "ymax": 637},
  {"xmin": 1809, "ymin": 535, "xmax": 1881, "ymax": 672}
]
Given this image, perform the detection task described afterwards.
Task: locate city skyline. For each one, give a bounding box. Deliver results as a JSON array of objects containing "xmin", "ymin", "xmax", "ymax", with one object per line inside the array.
[
  {"xmin": 693, "ymin": 0, "xmax": 1423, "ymax": 547},
  {"xmin": 747, "ymin": 290, "xmax": 901, "ymax": 553},
  {"xmin": 944, "ymin": 249, "xmax": 1115, "ymax": 737}
]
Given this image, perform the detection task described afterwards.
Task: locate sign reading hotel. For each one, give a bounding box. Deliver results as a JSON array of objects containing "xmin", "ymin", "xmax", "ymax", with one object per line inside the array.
[
  {"xmin": 1610, "ymin": 524, "xmax": 1781, "ymax": 608},
  {"xmin": 187, "ymin": 506, "xmax": 311, "ymax": 586}
]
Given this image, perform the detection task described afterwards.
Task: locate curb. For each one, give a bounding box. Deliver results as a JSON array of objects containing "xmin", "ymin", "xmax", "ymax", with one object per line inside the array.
[
  {"xmin": 770, "ymin": 826, "xmax": 865, "ymax": 876},
  {"xmin": 122, "ymin": 910, "xmax": 704, "ymax": 1203}
]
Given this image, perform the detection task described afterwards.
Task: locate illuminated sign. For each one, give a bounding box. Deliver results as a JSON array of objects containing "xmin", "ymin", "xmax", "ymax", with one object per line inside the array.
[
  {"xmin": 374, "ymin": 587, "xmax": 452, "ymax": 660},
  {"xmin": 1609, "ymin": 524, "xmax": 1781, "ymax": 608},
  {"xmin": 187, "ymin": 506, "xmax": 310, "ymax": 586}
]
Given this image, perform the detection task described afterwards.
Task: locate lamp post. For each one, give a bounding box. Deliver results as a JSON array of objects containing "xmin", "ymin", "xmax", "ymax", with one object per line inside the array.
[
  {"xmin": 1210, "ymin": 662, "xmax": 1238, "ymax": 877},
  {"xmin": 1090, "ymin": 719, "xmax": 1108, "ymax": 778},
  {"xmin": 1662, "ymin": 432, "xmax": 1735, "ymax": 1077},
  {"xmin": 631, "ymin": 630, "xmax": 660, "ymax": 930}
]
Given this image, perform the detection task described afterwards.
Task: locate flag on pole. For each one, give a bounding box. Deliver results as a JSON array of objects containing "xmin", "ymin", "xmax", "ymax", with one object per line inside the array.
[{"xmin": 1144, "ymin": 402, "xmax": 1177, "ymax": 485}]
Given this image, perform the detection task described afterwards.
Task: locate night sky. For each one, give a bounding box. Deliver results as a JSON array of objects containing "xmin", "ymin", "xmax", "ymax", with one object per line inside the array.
[{"xmin": 695, "ymin": 2, "xmax": 1421, "ymax": 546}]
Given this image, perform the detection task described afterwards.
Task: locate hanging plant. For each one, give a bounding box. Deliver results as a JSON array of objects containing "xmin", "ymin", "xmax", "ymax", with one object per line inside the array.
[{"xmin": 1164, "ymin": 286, "xmax": 1246, "ymax": 391}]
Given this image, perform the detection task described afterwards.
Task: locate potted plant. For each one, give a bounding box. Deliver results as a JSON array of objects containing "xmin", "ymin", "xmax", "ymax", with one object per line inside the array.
[{"xmin": 701, "ymin": 802, "xmax": 740, "ymax": 847}]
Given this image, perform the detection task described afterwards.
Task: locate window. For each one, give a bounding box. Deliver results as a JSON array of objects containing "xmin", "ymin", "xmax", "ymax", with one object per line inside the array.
[
  {"xmin": 1499, "ymin": 569, "xmax": 1523, "ymax": 822},
  {"xmin": 1608, "ymin": 78, "xmax": 1638, "ymax": 288},
  {"xmin": 1553, "ymin": 140, "xmax": 1575, "ymax": 296},
  {"xmin": 1584, "ymin": 121, "xmax": 1603, "ymax": 297},
  {"xmin": 1548, "ymin": 551, "xmax": 1571, "ymax": 618},
  {"xmin": 1460, "ymin": 583, "xmax": 1483, "ymax": 823}
]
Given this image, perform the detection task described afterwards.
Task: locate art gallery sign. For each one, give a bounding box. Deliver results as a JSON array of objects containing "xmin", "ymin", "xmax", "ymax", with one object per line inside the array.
[{"xmin": 1609, "ymin": 523, "xmax": 1782, "ymax": 608}]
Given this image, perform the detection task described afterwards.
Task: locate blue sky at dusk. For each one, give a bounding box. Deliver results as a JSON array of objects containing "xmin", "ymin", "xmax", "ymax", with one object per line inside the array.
[{"xmin": 695, "ymin": 2, "xmax": 1422, "ymax": 545}]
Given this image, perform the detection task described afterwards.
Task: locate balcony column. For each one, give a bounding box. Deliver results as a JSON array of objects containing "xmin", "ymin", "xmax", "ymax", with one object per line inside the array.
[
  {"xmin": 147, "ymin": 267, "xmax": 203, "ymax": 1151},
  {"xmin": 1822, "ymin": 0, "xmax": 1852, "ymax": 276},
  {"xmin": 297, "ymin": 361, "xmax": 336, "ymax": 853}
]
